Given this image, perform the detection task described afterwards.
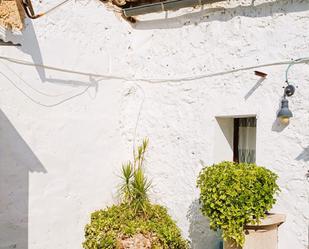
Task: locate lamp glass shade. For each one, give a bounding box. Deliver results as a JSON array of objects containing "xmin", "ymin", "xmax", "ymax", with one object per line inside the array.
[
  {"xmin": 277, "ymin": 99, "xmax": 293, "ymax": 119},
  {"xmin": 279, "ymin": 117, "xmax": 290, "ymax": 125},
  {"xmin": 277, "ymin": 108, "xmax": 293, "ymax": 118}
]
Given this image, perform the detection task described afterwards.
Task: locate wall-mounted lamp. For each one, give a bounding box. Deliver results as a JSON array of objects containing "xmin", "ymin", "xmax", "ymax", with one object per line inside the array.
[
  {"xmin": 277, "ymin": 97, "xmax": 293, "ymax": 125},
  {"xmin": 276, "ymin": 58, "xmax": 305, "ymax": 125},
  {"xmin": 278, "ymin": 80, "xmax": 296, "ymax": 125}
]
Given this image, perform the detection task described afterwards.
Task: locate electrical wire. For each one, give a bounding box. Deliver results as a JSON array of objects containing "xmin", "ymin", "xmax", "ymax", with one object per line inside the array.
[
  {"xmin": 132, "ymin": 83, "xmax": 145, "ymax": 157},
  {"xmin": 0, "ymin": 61, "xmax": 66, "ymax": 97},
  {"xmin": 0, "ymin": 55, "xmax": 309, "ymax": 84},
  {"xmin": 0, "ymin": 70, "xmax": 93, "ymax": 107},
  {"xmin": 43, "ymin": 0, "xmax": 72, "ymax": 16},
  {"xmin": 22, "ymin": 0, "xmax": 73, "ymax": 19},
  {"xmin": 0, "ymin": 55, "xmax": 308, "ymax": 112}
]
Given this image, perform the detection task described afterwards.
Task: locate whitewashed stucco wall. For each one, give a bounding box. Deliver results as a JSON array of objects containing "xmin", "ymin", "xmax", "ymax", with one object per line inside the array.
[{"xmin": 0, "ymin": 0, "xmax": 308, "ymax": 248}]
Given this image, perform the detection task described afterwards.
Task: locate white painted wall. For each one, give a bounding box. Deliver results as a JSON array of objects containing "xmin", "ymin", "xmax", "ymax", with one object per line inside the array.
[
  {"xmin": 0, "ymin": 0, "xmax": 308, "ymax": 248},
  {"xmin": 214, "ymin": 117, "xmax": 234, "ymax": 163}
]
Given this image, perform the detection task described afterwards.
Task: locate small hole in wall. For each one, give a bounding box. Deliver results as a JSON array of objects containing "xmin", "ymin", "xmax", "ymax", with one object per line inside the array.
[{"xmin": 214, "ymin": 116, "xmax": 257, "ymax": 163}]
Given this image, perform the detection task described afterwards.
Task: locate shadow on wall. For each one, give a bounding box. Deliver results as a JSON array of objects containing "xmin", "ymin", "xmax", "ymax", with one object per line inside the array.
[
  {"xmin": 0, "ymin": 109, "xmax": 46, "ymax": 249},
  {"xmin": 271, "ymin": 96, "xmax": 289, "ymax": 133},
  {"xmin": 19, "ymin": 20, "xmax": 46, "ymax": 81},
  {"xmin": 133, "ymin": 0, "xmax": 309, "ymax": 30},
  {"xmin": 187, "ymin": 199, "xmax": 222, "ymax": 249},
  {"xmin": 1, "ymin": 21, "xmax": 100, "ymax": 92},
  {"xmin": 0, "ymin": 19, "xmax": 46, "ymax": 81},
  {"xmin": 296, "ymin": 146, "xmax": 309, "ymax": 162},
  {"xmin": 271, "ymin": 117, "xmax": 288, "ymax": 132},
  {"xmin": 244, "ymin": 77, "xmax": 266, "ymax": 100}
]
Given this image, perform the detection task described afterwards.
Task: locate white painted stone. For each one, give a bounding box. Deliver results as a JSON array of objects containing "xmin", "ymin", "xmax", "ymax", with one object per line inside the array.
[{"xmin": 0, "ymin": 0, "xmax": 308, "ymax": 248}]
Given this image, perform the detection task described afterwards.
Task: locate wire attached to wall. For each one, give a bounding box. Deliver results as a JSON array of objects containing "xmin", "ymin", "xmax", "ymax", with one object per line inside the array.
[
  {"xmin": 132, "ymin": 83, "xmax": 146, "ymax": 158},
  {"xmin": 0, "ymin": 55, "xmax": 309, "ymax": 84},
  {"xmin": 0, "ymin": 69, "xmax": 93, "ymax": 107}
]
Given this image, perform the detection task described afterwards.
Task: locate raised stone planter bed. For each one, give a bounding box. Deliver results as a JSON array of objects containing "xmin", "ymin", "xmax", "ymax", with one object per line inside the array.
[
  {"xmin": 224, "ymin": 213, "xmax": 286, "ymax": 249},
  {"xmin": 116, "ymin": 233, "xmax": 152, "ymax": 249}
]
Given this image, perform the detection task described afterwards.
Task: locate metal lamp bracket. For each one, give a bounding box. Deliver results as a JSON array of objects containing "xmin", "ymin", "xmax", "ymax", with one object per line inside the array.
[{"xmin": 284, "ymin": 84, "xmax": 296, "ymax": 97}]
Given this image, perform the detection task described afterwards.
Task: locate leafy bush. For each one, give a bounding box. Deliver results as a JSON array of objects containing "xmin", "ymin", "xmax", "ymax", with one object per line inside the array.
[
  {"xmin": 197, "ymin": 161, "xmax": 280, "ymax": 247},
  {"xmin": 83, "ymin": 203, "xmax": 188, "ymax": 249},
  {"xmin": 83, "ymin": 139, "xmax": 188, "ymax": 249}
]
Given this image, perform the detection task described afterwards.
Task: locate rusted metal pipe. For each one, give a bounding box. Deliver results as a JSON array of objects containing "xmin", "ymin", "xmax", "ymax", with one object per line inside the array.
[
  {"xmin": 21, "ymin": 0, "xmax": 44, "ymax": 19},
  {"xmin": 21, "ymin": 0, "xmax": 70, "ymax": 19},
  {"xmin": 123, "ymin": 0, "xmax": 224, "ymax": 17}
]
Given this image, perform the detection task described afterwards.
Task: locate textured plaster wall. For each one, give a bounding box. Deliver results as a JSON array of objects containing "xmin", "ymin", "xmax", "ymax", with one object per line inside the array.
[{"xmin": 0, "ymin": 0, "xmax": 308, "ymax": 248}]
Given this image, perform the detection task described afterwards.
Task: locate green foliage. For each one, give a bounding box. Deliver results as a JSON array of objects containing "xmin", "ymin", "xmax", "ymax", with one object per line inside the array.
[
  {"xmin": 119, "ymin": 162, "xmax": 133, "ymax": 203},
  {"xmin": 197, "ymin": 161, "xmax": 280, "ymax": 247},
  {"xmin": 130, "ymin": 166, "xmax": 152, "ymax": 214},
  {"xmin": 119, "ymin": 138, "xmax": 151, "ymax": 215},
  {"xmin": 83, "ymin": 203, "xmax": 188, "ymax": 249},
  {"xmin": 83, "ymin": 139, "xmax": 188, "ymax": 249}
]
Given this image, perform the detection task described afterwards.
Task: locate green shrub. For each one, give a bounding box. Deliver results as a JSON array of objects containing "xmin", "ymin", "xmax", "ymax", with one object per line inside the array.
[
  {"xmin": 83, "ymin": 139, "xmax": 188, "ymax": 249},
  {"xmin": 197, "ymin": 161, "xmax": 280, "ymax": 247},
  {"xmin": 83, "ymin": 203, "xmax": 188, "ymax": 249}
]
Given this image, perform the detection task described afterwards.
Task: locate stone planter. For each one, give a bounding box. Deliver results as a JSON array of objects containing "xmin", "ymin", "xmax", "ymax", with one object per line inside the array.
[
  {"xmin": 116, "ymin": 233, "xmax": 152, "ymax": 249},
  {"xmin": 224, "ymin": 213, "xmax": 286, "ymax": 249}
]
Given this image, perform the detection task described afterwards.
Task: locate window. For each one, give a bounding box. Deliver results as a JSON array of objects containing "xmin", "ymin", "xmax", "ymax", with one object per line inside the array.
[
  {"xmin": 233, "ymin": 117, "xmax": 256, "ymax": 163},
  {"xmin": 214, "ymin": 116, "xmax": 257, "ymax": 163}
]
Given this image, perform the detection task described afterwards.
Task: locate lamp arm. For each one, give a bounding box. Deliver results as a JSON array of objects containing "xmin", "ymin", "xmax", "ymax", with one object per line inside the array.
[{"xmin": 285, "ymin": 57, "xmax": 309, "ymax": 85}]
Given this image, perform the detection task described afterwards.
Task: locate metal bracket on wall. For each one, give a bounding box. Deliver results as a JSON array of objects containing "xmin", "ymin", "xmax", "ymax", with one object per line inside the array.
[
  {"xmin": 21, "ymin": 0, "xmax": 44, "ymax": 19},
  {"xmin": 21, "ymin": 0, "xmax": 70, "ymax": 19}
]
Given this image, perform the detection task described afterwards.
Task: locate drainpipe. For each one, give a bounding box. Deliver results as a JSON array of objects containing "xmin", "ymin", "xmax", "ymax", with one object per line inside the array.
[{"xmin": 123, "ymin": 0, "xmax": 224, "ymax": 17}]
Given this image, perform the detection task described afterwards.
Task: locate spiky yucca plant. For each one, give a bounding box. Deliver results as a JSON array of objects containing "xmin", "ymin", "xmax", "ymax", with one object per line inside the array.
[
  {"xmin": 131, "ymin": 167, "xmax": 151, "ymax": 214},
  {"xmin": 83, "ymin": 138, "xmax": 189, "ymax": 249},
  {"xmin": 119, "ymin": 162, "xmax": 133, "ymax": 203},
  {"xmin": 119, "ymin": 138, "xmax": 151, "ymax": 215}
]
